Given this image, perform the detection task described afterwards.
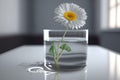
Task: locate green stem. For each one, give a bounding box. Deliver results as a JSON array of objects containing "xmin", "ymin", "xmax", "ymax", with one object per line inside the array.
[
  {"xmin": 61, "ymin": 26, "xmax": 69, "ymax": 42},
  {"xmin": 54, "ymin": 59, "xmax": 59, "ymax": 70},
  {"xmin": 57, "ymin": 26, "xmax": 69, "ymax": 58},
  {"xmin": 53, "ymin": 26, "xmax": 69, "ymax": 70},
  {"xmin": 57, "ymin": 49, "xmax": 64, "ymax": 61}
]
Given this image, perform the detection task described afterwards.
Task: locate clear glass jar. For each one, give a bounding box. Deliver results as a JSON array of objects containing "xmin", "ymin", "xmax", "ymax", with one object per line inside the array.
[{"xmin": 44, "ymin": 29, "xmax": 88, "ymax": 71}]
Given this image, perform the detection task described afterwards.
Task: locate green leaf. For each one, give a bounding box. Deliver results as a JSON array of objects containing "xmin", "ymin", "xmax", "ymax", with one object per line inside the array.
[
  {"xmin": 49, "ymin": 42, "xmax": 56, "ymax": 56},
  {"xmin": 60, "ymin": 44, "xmax": 71, "ymax": 52}
]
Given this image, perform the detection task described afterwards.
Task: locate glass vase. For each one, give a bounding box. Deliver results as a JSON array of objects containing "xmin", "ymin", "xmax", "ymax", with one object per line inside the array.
[{"xmin": 44, "ymin": 29, "xmax": 88, "ymax": 71}]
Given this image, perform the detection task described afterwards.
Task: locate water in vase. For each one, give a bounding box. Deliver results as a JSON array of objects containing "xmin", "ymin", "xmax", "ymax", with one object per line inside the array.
[{"xmin": 44, "ymin": 37, "xmax": 87, "ymax": 71}]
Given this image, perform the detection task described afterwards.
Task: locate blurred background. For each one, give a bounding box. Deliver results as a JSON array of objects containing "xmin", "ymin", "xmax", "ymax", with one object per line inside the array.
[{"xmin": 0, "ymin": 0, "xmax": 120, "ymax": 53}]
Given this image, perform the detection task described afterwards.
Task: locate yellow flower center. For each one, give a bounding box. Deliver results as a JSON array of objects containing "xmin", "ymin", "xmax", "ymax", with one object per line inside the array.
[{"xmin": 64, "ymin": 11, "xmax": 77, "ymax": 21}]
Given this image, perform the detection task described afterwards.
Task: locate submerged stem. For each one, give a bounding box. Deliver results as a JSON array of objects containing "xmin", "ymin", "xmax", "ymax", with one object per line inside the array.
[
  {"xmin": 57, "ymin": 26, "xmax": 69, "ymax": 58},
  {"xmin": 54, "ymin": 59, "xmax": 59, "ymax": 70},
  {"xmin": 49, "ymin": 26, "xmax": 69, "ymax": 70},
  {"xmin": 54, "ymin": 26, "xmax": 69, "ymax": 69}
]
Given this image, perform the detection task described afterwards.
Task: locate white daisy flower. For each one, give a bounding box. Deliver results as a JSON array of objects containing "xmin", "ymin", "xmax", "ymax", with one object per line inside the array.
[{"xmin": 54, "ymin": 3, "xmax": 87, "ymax": 29}]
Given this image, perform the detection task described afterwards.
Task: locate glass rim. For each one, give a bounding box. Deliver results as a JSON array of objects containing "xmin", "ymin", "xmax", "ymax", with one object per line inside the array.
[{"xmin": 43, "ymin": 29, "xmax": 88, "ymax": 32}]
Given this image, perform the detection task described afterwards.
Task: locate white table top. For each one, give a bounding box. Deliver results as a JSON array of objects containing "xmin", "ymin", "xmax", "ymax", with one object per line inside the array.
[{"xmin": 0, "ymin": 45, "xmax": 120, "ymax": 80}]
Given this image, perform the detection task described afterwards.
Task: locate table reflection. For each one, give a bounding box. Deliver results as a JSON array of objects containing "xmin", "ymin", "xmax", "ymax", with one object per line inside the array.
[
  {"xmin": 109, "ymin": 51, "xmax": 120, "ymax": 80},
  {"xmin": 44, "ymin": 68, "xmax": 87, "ymax": 80}
]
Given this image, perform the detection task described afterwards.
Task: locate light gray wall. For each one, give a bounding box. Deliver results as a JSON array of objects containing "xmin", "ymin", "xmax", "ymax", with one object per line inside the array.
[
  {"xmin": 0, "ymin": 0, "xmax": 27, "ymax": 36},
  {"xmin": 28, "ymin": 0, "xmax": 94, "ymax": 35},
  {"xmin": 93, "ymin": 0, "xmax": 108, "ymax": 35},
  {"xmin": 0, "ymin": 0, "xmax": 95, "ymax": 36}
]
